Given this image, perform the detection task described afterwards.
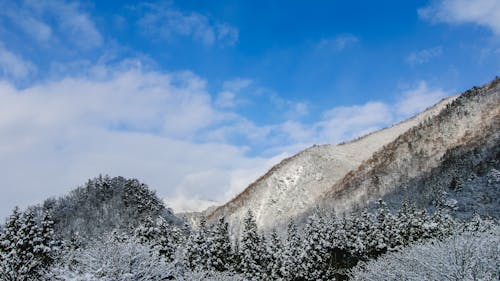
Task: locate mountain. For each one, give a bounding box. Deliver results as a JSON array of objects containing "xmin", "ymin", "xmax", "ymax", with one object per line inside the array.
[
  {"xmin": 322, "ymin": 79, "xmax": 500, "ymax": 215},
  {"xmin": 37, "ymin": 175, "xmax": 185, "ymax": 240},
  {"xmin": 208, "ymin": 78, "xmax": 499, "ymax": 232}
]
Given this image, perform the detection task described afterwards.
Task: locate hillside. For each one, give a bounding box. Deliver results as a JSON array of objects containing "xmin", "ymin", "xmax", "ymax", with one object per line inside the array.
[
  {"xmin": 208, "ymin": 92, "xmax": 457, "ymax": 231},
  {"xmin": 322, "ymin": 79, "xmax": 500, "ymax": 214},
  {"xmin": 36, "ymin": 175, "xmax": 185, "ymax": 240}
]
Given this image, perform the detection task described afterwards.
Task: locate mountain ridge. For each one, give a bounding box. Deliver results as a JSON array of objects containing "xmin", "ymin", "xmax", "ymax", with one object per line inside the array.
[{"xmin": 207, "ymin": 83, "xmax": 473, "ymax": 232}]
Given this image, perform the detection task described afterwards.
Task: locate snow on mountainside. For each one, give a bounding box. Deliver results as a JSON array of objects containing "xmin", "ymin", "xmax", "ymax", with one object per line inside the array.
[
  {"xmin": 322, "ymin": 78, "xmax": 500, "ymax": 213},
  {"xmin": 208, "ymin": 92, "xmax": 457, "ymax": 232}
]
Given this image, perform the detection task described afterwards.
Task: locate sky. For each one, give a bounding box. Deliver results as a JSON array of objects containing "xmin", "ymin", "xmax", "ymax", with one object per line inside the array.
[{"xmin": 0, "ymin": 0, "xmax": 499, "ymax": 217}]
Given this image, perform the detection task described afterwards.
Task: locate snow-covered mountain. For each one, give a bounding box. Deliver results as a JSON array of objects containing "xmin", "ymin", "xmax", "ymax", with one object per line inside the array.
[{"xmin": 208, "ymin": 78, "xmax": 500, "ymax": 232}]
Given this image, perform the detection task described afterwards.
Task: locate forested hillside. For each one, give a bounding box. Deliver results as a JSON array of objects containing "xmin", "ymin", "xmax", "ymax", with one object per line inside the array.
[{"xmin": 0, "ymin": 176, "xmax": 498, "ymax": 280}]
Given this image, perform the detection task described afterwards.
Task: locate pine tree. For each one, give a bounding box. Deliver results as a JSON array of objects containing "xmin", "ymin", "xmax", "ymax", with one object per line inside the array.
[
  {"xmin": 17, "ymin": 209, "xmax": 43, "ymax": 279},
  {"xmin": 300, "ymin": 212, "xmax": 334, "ymax": 280},
  {"xmin": 0, "ymin": 207, "xmax": 22, "ymax": 280},
  {"xmin": 265, "ymin": 230, "xmax": 283, "ymax": 280},
  {"xmin": 184, "ymin": 216, "xmax": 211, "ymax": 270},
  {"xmin": 373, "ymin": 200, "xmax": 399, "ymax": 253},
  {"xmin": 0, "ymin": 208, "xmax": 54, "ymax": 280},
  {"xmin": 397, "ymin": 202, "xmax": 430, "ymax": 245},
  {"xmin": 239, "ymin": 210, "xmax": 264, "ymax": 280},
  {"xmin": 281, "ymin": 220, "xmax": 301, "ymax": 280},
  {"xmin": 207, "ymin": 216, "xmax": 233, "ymax": 271},
  {"xmin": 427, "ymin": 207, "xmax": 455, "ymax": 239},
  {"xmin": 134, "ymin": 216, "xmax": 181, "ymax": 262},
  {"xmin": 36, "ymin": 211, "xmax": 58, "ymax": 270}
]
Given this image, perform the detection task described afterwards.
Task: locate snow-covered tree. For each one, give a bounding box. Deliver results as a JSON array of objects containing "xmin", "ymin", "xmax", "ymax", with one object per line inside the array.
[
  {"xmin": 300, "ymin": 212, "xmax": 334, "ymax": 280},
  {"xmin": 351, "ymin": 226, "xmax": 500, "ymax": 281},
  {"xmin": 184, "ymin": 217, "xmax": 211, "ymax": 270},
  {"xmin": 52, "ymin": 233, "xmax": 175, "ymax": 281},
  {"xmin": 134, "ymin": 216, "xmax": 182, "ymax": 262},
  {"xmin": 0, "ymin": 207, "xmax": 23, "ymax": 280},
  {"xmin": 37, "ymin": 210, "xmax": 58, "ymax": 269},
  {"xmin": 281, "ymin": 220, "xmax": 302, "ymax": 280},
  {"xmin": 0, "ymin": 208, "xmax": 58, "ymax": 280},
  {"xmin": 238, "ymin": 210, "xmax": 265, "ymax": 280},
  {"xmin": 372, "ymin": 200, "xmax": 399, "ymax": 253},
  {"xmin": 265, "ymin": 229, "xmax": 283, "ymax": 280},
  {"xmin": 396, "ymin": 202, "xmax": 429, "ymax": 245},
  {"xmin": 207, "ymin": 216, "xmax": 233, "ymax": 271}
]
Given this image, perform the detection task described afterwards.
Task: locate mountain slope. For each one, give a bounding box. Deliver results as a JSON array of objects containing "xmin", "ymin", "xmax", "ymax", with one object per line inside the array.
[
  {"xmin": 208, "ymin": 92, "xmax": 457, "ymax": 231},
  {"xmin": 322, "ymin": 79, "xmax": 500, "ymax": 214}
]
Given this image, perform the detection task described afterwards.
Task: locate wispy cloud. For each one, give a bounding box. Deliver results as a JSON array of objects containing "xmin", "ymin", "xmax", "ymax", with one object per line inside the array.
[
  {"xmin": 0, "ymin": 43, "xmax": 36, "ymax": 79},
  {"xmin": 317, "ymin": 34, "xmax": 359, "ymax": 51},
  {"xmin": 215, "ymin": 78, "xmax": 252, "ymax": 108},
  {"xmin": 271, "ymin": 81, "xmax": 451, "ymax": 150},
  {"xmin": 0, "ymin": 0, "xmax": 103, "ymax": 49},
  {"xmin": 419, "ymin": 0, "xmax": 500, "ymax": 35},
  {"xmin": 395, "ymin": 81, "xmax": 448, "ymax": 116},
  {"xmin": 406, "ymin": 46, "xmax": 443, "ymax": 65},
  {"xmin": 137, "ymin": 4, "xmax": 239, "ymax": 46}
]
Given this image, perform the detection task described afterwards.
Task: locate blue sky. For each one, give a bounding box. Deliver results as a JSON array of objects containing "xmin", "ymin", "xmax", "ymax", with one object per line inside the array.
[{"xmin": 0, "ymin": 0, "xmax": 499, "ymax": 216}]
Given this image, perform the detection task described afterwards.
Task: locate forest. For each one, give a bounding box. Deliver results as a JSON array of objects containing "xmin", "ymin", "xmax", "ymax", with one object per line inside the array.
[{"xmin": 0, "ymin": 176, "xmax": 498, "ymax": 280}]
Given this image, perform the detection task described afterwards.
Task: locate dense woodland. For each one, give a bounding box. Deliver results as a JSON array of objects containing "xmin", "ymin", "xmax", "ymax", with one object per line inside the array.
[{"xmin": 0, "ymin": 175, "xmax": 498, "ymax": 280}]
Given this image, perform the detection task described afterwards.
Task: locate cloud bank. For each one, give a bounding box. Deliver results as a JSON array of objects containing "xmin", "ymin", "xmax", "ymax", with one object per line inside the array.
[{"xmin": 419, "ymin": 0, "xmax": 500, "ymax": 35}]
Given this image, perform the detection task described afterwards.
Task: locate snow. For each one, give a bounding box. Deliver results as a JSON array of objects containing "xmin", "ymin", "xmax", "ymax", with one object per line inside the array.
[{"xmin": 210, "ymin": 95, "xmax": 457, "ymax": 232}]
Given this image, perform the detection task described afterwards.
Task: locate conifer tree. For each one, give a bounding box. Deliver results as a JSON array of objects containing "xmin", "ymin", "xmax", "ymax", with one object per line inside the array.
[
  {"xmin": 301, "ymin": 212, "xmax": 334, "ymax": 280},
  {"xmin": 0, "ymin": 208, "xmax": 57, "ymax": 280},
  {"xmin": 207, "ymin": 216, "xmax": 232, "ymax": 271},
  {"xmin": 0, "ymin": 207, "xmax": 22, "ymax": 280},
  {"xmin": 16, "ymin": 209, "xmax": 42, "ymax": 279},
  {"xmin": 282, "ymin": 220, "xmax": 301, "ymax": 280},
  {"xmin": 184, "ymin": 216, "xmax": 211, "ymax": 270},
  {"xmin": 134, "ymin": 216, "xmax": 181, "ymax": 262},
  {"xmin": 239, "ymin": 210, "xmax": 264, "ymax": 280},
  {"xmin": 36, "ymin": 210, "xmax": 58, "ymax": 270},
  {"xmin": 373, "ymin": 200, "xmax": 399, "ymax": 252},
  {"xmin": 265, "ymin": 230, "xmax": 283, "ymax": 280}
]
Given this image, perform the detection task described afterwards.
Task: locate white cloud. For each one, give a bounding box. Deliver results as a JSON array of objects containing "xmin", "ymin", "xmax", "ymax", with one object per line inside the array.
[
  {"xmin": 0, "ymin": 0, "xmax": 103, "ymax": 49},
  {"xmin": 317, "ymin": 34, "xmax": 359, "ymax": 51},
  {"xmin": 419, "ymin": 0, "xmax": 500, "ymax": 35},
  {"xmin": 216, "ymin": 23, "xmax": 239, "ymax": 46},
  {"xmin": 138, "ymin": 4, "xmax": 238, "ymax": 46},
  {"xmin": 406, "ymin": 46, "xmax": 443, "ymax": 65},
  {"xmin": 275, "ymin": 82, "xmax": 450, "ymax": 146},
  {"xmin": 396, "ymin": 81, "xmax": 448, "ymax": 116},
  {"xmin": 0, "ymin": 64, "xmax": 277, "ymax": 216},
  {"xmin": 215, "ymin": 78, "xmax": 252, "ymax": 108},
  {"xmin": 51, "ymin": 1, "xmax": 103, "ymax": 49},
  {"xmin": 0, "ymin": 43, "xmax": 36, "ymax": 79},
  {"xmin": 317, "ymin": 102, "xmax": 393, "ymax": 143}
]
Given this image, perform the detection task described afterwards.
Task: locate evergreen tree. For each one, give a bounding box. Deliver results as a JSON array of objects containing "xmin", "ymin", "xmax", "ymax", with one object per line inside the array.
[
  {"xmin": 0, "ymin": 208, "xmax": 57, "ymax": 280},
  {"xmin": 265, "ymin": 230, "xmax": 283, "ymax": 280},
  {"xmin": 0, "ymin": 207, "xmax": 22, "ymax": 280},
  {"xmin": 238, "ymin": 210, "xmax": 264, "ymax": 280},
  {"xmin": 373, "ymin": 200, "xmax": 399, "ymax": 253},
  {"xmin": 300, "ymin": 212, "xmax": 334, "ymax": 280},
  {"xmin": 16, "ymin": 209, "xmax": 43, "ymax": 279},
  {"xmin": 134, "ymin": 216, "xmax": 181, "ymax": 262},
  {"xmin": 426, "ymin": 207, "xmax": 455, "ymax": 239},
  {"xmin": 281, "ymin": 220, "xmax": 301, "ymax": 280},
  {"xmin": 207, "ymin": 217, "xmax": 233, "ymax": 271},
  {"xmin": 36, "ymin": 211, "xmax": 58, "ymax": 270},
  {"xmin": 184, "ymin": 217, "xmax": 211, "ymax": 270},
  {"xmin": 396, "ymin": 202, "xmax": 430, "ymax": 245}
]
